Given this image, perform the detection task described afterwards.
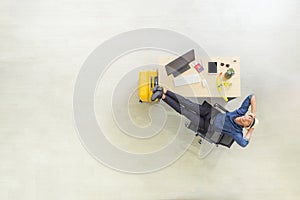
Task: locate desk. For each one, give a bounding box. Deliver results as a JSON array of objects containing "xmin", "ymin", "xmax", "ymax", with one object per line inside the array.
[{"xmin": 158, "ymin": 57, "xmax": 241, "ymax": 98}]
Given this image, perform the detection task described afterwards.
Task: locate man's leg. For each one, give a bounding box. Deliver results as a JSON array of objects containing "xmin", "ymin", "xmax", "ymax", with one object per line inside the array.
[
  {"xmin": 161, "ymin": 94, "xmax": 182, "ymax": 114},
  {"xmin": 165, "ymin": 90, "xmax": 210, "ymax": 117},
  {"xmin": 162, "ymin": 94, "xmax": 204, "ymax": 130}
]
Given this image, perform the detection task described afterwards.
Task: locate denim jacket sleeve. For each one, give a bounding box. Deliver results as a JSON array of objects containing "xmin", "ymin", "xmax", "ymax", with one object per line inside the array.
[
  {"xmin": 233, "ymin": 133, "xmax": 249, "ymax": 147},
  {"xmin": 234, "ymin": 94, "xmax": 253, "ymax": 116}
]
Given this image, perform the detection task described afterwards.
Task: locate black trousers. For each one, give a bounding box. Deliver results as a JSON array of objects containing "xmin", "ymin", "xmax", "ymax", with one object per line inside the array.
[{"xmin": 162, "ymin": 90, "xmax": 212, "ymax": 133}]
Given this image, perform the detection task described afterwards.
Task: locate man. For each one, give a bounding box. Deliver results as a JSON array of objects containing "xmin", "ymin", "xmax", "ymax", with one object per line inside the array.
[{"xmin": 151, "ymin": 86, "xmax": 258, "ymax": 148}]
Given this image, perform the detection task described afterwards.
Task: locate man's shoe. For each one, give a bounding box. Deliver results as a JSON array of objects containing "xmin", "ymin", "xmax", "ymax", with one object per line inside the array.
[
  {"xmin": 153, "ymin": 85, "xmax": 163, "ymax": 93},
  {"xmin": 151, "ymin": 90, "xmax": 163, "ymax": 101}
]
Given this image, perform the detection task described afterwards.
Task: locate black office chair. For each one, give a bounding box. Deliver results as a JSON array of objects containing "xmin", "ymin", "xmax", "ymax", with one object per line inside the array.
[{"xmin": 185, "ymin": 101, "xmax": 235, "ymax": 148}]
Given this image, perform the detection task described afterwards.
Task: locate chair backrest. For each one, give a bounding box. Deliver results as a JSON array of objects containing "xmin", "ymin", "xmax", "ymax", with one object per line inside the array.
[{"xmin": 212, "ymin": 103, "xmax": 235, "ymax": 148}]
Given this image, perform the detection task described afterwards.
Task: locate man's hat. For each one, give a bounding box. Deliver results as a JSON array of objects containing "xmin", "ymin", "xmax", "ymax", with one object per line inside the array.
[{"xmin": 246, "ymin": 113, "xmax": 259, "ymax": 129}]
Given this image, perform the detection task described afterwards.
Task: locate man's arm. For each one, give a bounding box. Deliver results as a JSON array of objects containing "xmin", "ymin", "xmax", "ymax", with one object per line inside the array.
[
  {"xmin": 245, "ymin": 128, "xmax": 255, "ymax": 141},
  {"xmin": 250, "ymin": 95, "xmax": 256, "ymax": 117},
  {"xmin": 235, "ymin": 96, "xmax": 251, "ymax": 115}
]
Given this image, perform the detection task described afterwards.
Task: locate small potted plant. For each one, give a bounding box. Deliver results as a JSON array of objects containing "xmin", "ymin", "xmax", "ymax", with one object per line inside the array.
[{"xmin": 224, "ymin": 68, "xmax": 235, "ymax": 79}]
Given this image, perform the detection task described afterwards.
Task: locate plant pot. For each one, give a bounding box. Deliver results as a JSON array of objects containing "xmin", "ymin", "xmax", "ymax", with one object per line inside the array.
[{"xmin": 224, "ymin": 68, "xmax": 235, "ymax": 79}]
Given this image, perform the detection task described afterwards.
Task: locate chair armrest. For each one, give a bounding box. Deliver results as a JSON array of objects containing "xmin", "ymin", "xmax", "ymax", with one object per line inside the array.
[
  {"xmin": 213, "ymin": 103, "xmax": 228, "ymax": 113},
  {"xmin": 217, "ymin": 134, "xmax": 235, "ymax": 148}
]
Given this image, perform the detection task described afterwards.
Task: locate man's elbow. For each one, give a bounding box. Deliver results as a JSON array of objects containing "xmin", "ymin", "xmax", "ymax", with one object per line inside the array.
[
  {"xmin": 238, "ymin": 140, "xmax": 249, "ymax": 148},
  {"xmin": 240, "ymin": 143, "xmax": 248, "ymax": 148}
]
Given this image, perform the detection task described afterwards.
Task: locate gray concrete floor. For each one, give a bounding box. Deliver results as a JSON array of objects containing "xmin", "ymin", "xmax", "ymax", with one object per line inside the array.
[{"xmin": 1, "ymin": 0, "xmax": 300, "ymax": 199}]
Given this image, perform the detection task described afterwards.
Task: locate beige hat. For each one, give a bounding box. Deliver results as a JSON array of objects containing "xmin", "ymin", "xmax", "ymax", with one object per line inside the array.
[{"xmin": 246, "ymin": 113, "xmax": 259, "ymax": 129}]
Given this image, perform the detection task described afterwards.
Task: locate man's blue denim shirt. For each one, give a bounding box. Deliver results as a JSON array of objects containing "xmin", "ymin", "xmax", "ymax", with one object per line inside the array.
[{"xmin": 213, "ymin": 94, "xmax": 253, "ymax": 147}]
